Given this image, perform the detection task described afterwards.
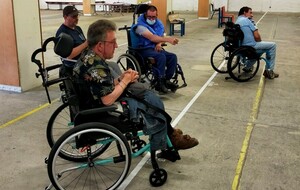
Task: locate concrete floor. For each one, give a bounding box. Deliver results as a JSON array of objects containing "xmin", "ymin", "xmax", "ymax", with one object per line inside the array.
[{"xmin": 0, "ymin": 10, "xmax": 299, "ymax": 190}]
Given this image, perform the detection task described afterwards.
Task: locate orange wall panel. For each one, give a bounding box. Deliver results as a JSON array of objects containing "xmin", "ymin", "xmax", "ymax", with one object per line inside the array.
[
  {"xmin": 151, "ymin": 0, "xmax": 167, "ymax": 29},
  {"xmin": 0, "ymin": 0, "xmax": 20, "ymax": 86},
  {"xmin": 198, "ymin": 0, "xmax": 209, "ymax": 18}
]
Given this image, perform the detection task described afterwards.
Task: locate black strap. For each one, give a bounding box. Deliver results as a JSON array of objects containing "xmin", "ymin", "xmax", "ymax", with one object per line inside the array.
[{"xmin": 125, "ymin": 90, "xmax": 172, "ymax": 123}]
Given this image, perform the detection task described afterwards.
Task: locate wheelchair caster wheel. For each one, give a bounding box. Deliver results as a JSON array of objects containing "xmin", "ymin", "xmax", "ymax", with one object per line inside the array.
[
  {"xmin": 149, "ymin": 168, "xmax": 168, "ymax": 187},
  {"xmin": 44, "ymin": 157, "xmax": 48, "ymax": 164}
]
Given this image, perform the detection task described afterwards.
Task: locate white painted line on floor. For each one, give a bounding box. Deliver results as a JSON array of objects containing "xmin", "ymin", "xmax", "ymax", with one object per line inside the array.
[{"xmin": 118, "ymin": 60, "xmax": 226, "ymax": 189}]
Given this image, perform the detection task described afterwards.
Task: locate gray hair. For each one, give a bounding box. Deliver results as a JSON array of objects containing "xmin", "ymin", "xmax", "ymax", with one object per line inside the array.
[{"xmin": 87, "ymin": 19, "xmax": 117, "ymax": 48}]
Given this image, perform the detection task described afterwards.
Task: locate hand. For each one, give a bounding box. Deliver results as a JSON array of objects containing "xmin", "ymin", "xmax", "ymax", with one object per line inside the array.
[
  {"xmin": 155, "ymin": 44, "xmax": 162, "ymax": 52},
  {"xmin": 129, "ymin": 69, "xmax": 139, "ymax": 83},
  {"xmin": 169, "ymin": 37, "xmax": 179, "ymax": 45},
  {"xmin": 122, "ymin": 69, "xmax": 139, "ymax": 84}
]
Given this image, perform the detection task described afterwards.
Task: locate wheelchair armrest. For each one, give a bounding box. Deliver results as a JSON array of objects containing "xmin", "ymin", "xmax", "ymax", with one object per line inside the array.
[
  {"xmin": 128, "ymin": 46, "xmax": 150, "ymax": 51},
  {"xmin": 77, "ymin": 104, "xmax": 118, "ymax": 116}
]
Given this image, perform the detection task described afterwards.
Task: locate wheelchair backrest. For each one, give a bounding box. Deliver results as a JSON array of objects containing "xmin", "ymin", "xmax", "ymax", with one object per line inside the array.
[
  {"xmin": 54, "ymin": 33, "xmax": 74, "ymax": 58},
  {"xmin": 132, "ymin": 4, "xmax": 149, "ymax": 24},
  {"xmin": 223, "ymin": 22, "xmax": 244, "ymax": 49},
  {"xmin": 129, "ymin": 26, "xmax": 139, "ymax": 48}
]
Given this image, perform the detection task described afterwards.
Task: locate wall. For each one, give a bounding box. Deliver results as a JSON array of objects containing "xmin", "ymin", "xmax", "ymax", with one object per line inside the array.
[
  {"xmin": 39, "ymin": 0, "xmax": 300, "ymax": 12},
  {"xmin": 14, "ymin": 0, "xmax": 43, "ymax": 91},
  {"xmin": 173, "ymin": 0, "xmax": 300, "ymax": 12},
  {"xmin": 0, "ymin": 0, "xmax": 20, "ymax": 91},
  {"xmin": 171, "ymin": 0, "xmax": 199, "ymax": 11},
  {"xmin": 228, "ymin": 0, "xmax": 300, "ymax": 12},
  {"xmin": 0, "ymin": 0, "xmax": 42, "ymax": 92}
]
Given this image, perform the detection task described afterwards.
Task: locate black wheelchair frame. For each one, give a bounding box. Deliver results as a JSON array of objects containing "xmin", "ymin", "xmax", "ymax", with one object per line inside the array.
[
  {"xmin": 210, "ymin": 21, "xmax": 261, "ymax": 82},
  {"xmin": 31, "ymin": 33, "xmax": 181, "ymax": 189},
  {"xmin": 116, "ymin": 4, "xmax": 187, "ymax": 91}
]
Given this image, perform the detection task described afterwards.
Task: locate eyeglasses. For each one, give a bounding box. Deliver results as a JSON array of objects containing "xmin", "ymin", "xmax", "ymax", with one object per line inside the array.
[
  {"xmin": 101, "ymin": 40, "xmax": 117, "ymax": 45},
  {"xmin": 146, "ymin": 16, "xmax": 157, "ymax": 20}
]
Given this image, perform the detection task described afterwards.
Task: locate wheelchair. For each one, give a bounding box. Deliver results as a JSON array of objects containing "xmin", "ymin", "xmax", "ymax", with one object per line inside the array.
[
  {"xmin": 116, "ymin": 4, "xmax": 187, "ymax": 91},
  {"xmin": 210, "ymin": 21, "xmax": 261, "ymax": 82},
  {"xmin": 31, "ymin": 33, "xmax": 181, "ymax": 189}
]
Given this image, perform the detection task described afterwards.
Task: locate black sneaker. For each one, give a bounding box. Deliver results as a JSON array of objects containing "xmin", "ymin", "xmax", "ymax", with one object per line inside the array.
[
  {"xmin": 165, "ymin": 80, "xmax": 179, "ymax": 92},
  {"xmin": 242, "ymin": 66, "xmax": 253, "ymax": 73},
  {"xmin": 154, "ymin": 83, "xmax": 168, "ymax": 94},
  {"xmin": 263, "ymin": 70, "xmax": 279, "ymax": 79},
  {"xmin": 157, "ymin": 149, "xmax": 181, "ymax": 162}
]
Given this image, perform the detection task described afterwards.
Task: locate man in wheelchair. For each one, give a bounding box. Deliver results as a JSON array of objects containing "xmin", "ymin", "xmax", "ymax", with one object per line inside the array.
[
  {"xmin": 130, "ymin": 5, "xmax": 180, "ymax": 93},
  {"xmin": 236, "ymin": 6, "xmax": 279, "ymax": 79},
  {"xmin": 73, "ymin": 19, "xmax": 198, "ymax": 155}
]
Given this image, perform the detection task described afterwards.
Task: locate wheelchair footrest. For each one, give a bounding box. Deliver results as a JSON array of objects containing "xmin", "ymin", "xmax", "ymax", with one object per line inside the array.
[{"xmin": 157, "ymin": 149, "xmax": 181, "ymax": 162}]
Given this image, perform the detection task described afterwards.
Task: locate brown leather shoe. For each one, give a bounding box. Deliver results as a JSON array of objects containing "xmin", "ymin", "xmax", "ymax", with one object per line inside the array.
[
  {"xmin": 170, "ymin": 132, "xmax": 199, "ymax": 150},
  {"xmin": 174, "ymin": 128, "xmax": 183, "ymax": 135}
]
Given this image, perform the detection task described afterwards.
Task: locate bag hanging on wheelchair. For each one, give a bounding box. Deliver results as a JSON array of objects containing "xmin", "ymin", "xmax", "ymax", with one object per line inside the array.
[
  {"xmin": 126, "ymin": 82, "xmax": 150, "ymax": 99},
  {"xmin": 223, "ymin": 22, "xmax": 244, "ymax": 48}
]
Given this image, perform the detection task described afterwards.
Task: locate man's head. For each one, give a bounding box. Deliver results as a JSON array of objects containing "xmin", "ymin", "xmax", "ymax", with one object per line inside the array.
[
  {"xmin": 87, "ymin": 19, "xmax": 118, "ymax": 60},
  {"xmin": 145, "ymin": 5, "xmax": 158, "ymax": 25},
  {"xmin": 238, "ymin": 6, "xmax": 253, "ymax": 19},
  {"xmin": 63, "ymin": 6, "xmax": 79, "ymax": 26}
]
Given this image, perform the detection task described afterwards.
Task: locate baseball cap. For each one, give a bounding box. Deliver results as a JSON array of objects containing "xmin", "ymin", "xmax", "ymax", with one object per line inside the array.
[{"xmin": 63, "ymin": 6, "xmax": 79, "ymax": 17}]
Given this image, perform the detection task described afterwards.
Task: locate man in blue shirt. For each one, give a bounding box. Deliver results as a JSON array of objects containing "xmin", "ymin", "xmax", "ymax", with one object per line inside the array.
[
  {"xmin": 56, "ymin": 6, "xmax": 88, "ymax": 76},
  {"xmin": 235, "ymin": 6, "xmax": 279, "ymax": 79},
  {"xmin": 131, "ymin": 5, "xmax": 180, "ymax": 93}
]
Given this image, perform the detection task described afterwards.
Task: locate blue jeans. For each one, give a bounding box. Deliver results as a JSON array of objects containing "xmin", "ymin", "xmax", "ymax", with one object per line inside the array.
[
  {"xmin": 138, "ymin": 49, "xmax": 177, "ymax": 80},
  {"xmin": 123, "ymin": 90, "xmax": 168, "ymax": 151},
  {"xmin": 254, "ymin": 41, "xmax": 277, "ymax": 70}
]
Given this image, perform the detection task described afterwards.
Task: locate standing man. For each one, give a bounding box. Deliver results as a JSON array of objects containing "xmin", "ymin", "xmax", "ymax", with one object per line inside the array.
[
  {"xmin": 131, "ymin": 5, "xmax": 180, "ymax": 93},
  {"xmin": 56, "ymin": 5, "xmax": 88, "ymax": 76},
  {"xmin": 235, "ymin": 6, "xmax": 279, "ymax": 79}
]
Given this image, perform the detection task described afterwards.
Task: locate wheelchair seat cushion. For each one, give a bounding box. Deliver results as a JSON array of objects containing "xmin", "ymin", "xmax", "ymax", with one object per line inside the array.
[{"xmin": 240, "ymin": 46, "xmax": 260, "ymax": 59}]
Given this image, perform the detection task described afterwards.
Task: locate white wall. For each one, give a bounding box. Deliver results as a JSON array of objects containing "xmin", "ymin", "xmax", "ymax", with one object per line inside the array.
[
  {"xmin": 228, "ymin": 0, "xmax": 300, "ymax": 12},
  {"xmin": 172, "ymin": 0, "xmax": 198, "ymax": 11},
  {"xmin": 14, "ymin": 0, "xmax": 43, "ymax": 91},
  {"xmin": 39, "ymin": 0, "xmax": 300, "ymax": 12},
  {"xmin": 172, "ymin": 0, "xmax": 300, "ymax": 12}
]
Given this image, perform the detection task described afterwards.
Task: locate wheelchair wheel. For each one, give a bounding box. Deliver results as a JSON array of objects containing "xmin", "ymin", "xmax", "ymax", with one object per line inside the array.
[
  {"xmin": 48, "ymin": 122, "xmax": 131, "ymax": 190},
  {"xmin": 227, "ymin": 47, "xmax": 260, "ymax": 82},
  {"xmin": 117, "ymin": 53, "xmax": 142, "ymax": 82},
  {"xmin": 47, "ymin": 103, "xmax": 70, "ymax": 149},
  {"xmin": 149, "ymin": 169, "xmax": 168, "ymax": 187},
  {"xmin": 47, "ymin": 103, "xmax": 110, "ymax": 162},
  {"xmin": 210, "ymin": 42, "xmax": 230, "ymax": 73}
]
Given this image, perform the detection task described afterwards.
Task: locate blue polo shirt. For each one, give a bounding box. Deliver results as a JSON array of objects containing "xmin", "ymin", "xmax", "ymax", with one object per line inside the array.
[{"xmin": 235, "ymin": 16, "xmax": 257, "ymax": 46}]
